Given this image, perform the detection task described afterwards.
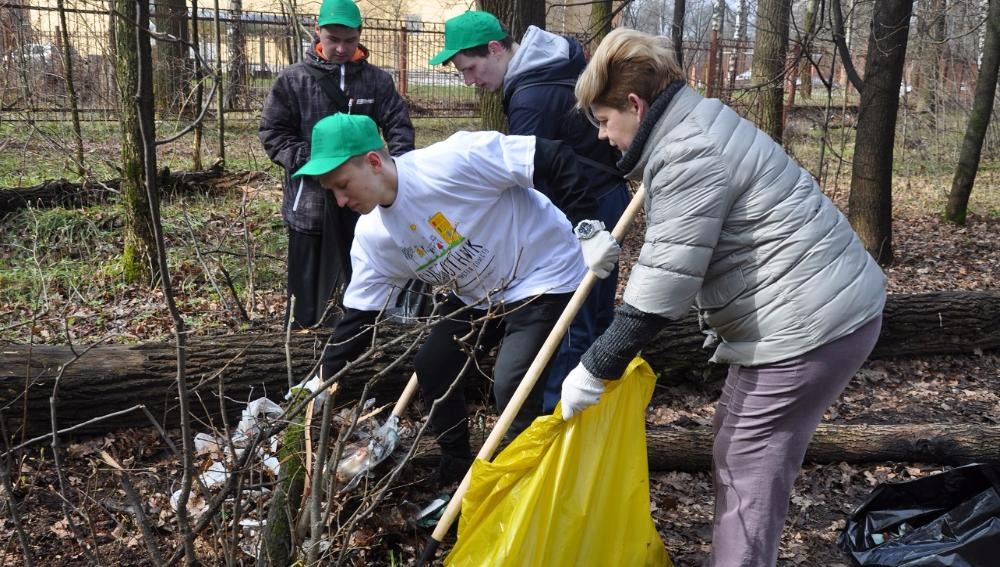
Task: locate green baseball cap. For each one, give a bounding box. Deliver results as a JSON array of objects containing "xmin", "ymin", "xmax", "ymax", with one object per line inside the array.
[
  {"xmin": 291, "ymin": 114, "xmax": 385, "ymax": 179},
  {"xmin": 317, "ymin": 0, "xmax": 361, "ymax": 29},
  {"xmin": 428, "ymin": 11, "xmax": 506, "ymax": 65}
]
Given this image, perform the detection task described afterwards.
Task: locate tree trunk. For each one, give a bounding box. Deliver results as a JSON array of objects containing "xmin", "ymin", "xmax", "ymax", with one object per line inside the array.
[
  {"xmin": 796, "ymin": 0, "xmax": 820, "ymax": 99},
  {"xmin": 2, "ymin": 292, "xmax": 997, "ymax": 438},
  {"xmin": 476, "ymin": 0, "xmax": 512, "ymax": 133},
  {"xmin": 56, "ymin": 0, "xmax": 85, "ymax": 177},
  {"xmin": 750, "ymin": 0, "xmax": 792, "ymax": 141},
  {"xmin": 113, "ymin": 0, "xmax": 157, "ymax": 284},
  {"xmin": 706, "ymin": 0, "xmax": 724, "ymax": 98},
  {"xmin": 406, "ymin": 423, "xmax": 1000, "ymax": 472},
  {"xmin": 672, "ymin": 0, "xmax": 687, "ymax": 68},
  {"xmin": 588, "ymin": 0, "xmax": 613, "ymax": 49},
  {"xmin": 946, "ymin": 0, "xmax": 1000, "ymax": 225},
  {"xmin": 153, "ymin": 0, "xmax": 190, "ymax": 116},
  {"xmin": 847, "ymin": 0, "xmax": 914, "ymax": 266},
  {"xmin": 191, "ymin": 0, "xmax": 204, "ymax": 170},
  {"xmin": 510, "ymin": 0, "xmax": 545, "ymax": 37},
  {"xmin": 912, "ymin": 0, "xmax": 946, "ymax": 118},
  {"xmin": 257, "ymin": 388, "xmax": 308, "ymax": 567},
  {"xmin": 727, "ymin": 0, "xmax": 749, "ymax": 90},
  {"xmin": 225, "ymin": 0, "xmax": 247, "ymax": 110}
]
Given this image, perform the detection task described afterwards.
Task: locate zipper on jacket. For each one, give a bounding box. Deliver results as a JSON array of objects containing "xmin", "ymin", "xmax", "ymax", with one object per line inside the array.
[{"xmin": 292, "ymin": 178, "xmax": 304, "ymax": 211}]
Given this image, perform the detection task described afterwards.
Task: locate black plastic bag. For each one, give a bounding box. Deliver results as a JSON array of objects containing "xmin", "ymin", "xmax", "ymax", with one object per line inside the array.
[
  {"xmin": 838, "ymin": 463, "xmax": 1000, "ymax": 566},
  {"xmin": 391, "ymin": 279, "xmax": 434, "ymax": 324}
]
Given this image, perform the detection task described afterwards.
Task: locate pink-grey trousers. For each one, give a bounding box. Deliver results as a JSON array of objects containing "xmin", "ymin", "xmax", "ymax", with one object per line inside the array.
[{"xmin": 708, "ymin": 315, "xmax": 883, "ymax": 567}]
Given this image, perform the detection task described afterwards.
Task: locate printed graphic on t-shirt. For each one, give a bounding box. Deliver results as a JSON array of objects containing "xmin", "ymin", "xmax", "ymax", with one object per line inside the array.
[{"xmin": 398, "ymin": 211, "xmax": 497, "ymax": 293}]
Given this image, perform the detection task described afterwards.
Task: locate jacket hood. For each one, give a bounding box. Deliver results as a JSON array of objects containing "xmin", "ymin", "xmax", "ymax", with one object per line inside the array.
[
  {"xmin": 305, "ymin": 42, "xmax": 370, "ymax": 68},
  {"xmin": 502, "ymin": 26, "xmax": 584, "ymax": 98}
]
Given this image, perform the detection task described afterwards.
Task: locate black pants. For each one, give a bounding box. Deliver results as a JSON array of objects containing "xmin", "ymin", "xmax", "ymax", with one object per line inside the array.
[
  {"xmin": 285, "ymin": 196, "xmax": 358, "ymax": 329},
  {"xmin": 412, "ymin": 293, "xmax": 572, "ymax": 460}
]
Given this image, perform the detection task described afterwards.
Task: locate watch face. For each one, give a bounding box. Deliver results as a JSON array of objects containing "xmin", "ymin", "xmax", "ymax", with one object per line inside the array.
[{"xmin": 576, "ymin": 221, "xmax": 597, "ymax": 239}]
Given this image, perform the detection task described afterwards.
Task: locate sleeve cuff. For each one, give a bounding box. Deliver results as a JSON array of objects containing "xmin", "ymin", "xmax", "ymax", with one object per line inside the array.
[{"xmin": 581, "ymin": 303, "xmax": 671, "ymax": 379}]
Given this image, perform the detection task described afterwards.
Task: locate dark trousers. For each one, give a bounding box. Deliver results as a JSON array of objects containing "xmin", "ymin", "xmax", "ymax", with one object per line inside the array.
[
  {"xmin": 412, "ymin": 293, "xmax": 572, "ymax": 460},
  {"xmin": 544, "ymin": 182, "xmax": 630, "ymax": 411},
  {"xmin": 285, "ymin": 195, "xmax": 358, "ymax": 329}
]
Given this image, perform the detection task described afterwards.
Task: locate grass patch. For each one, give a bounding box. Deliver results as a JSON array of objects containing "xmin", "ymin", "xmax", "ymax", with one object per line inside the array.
[
  {"xmin": 0, "ymin": 188, "xmax": 288, "ymax": 340},
  {"xmin": 782, "ymin": 103, "xmax": 1000, "ymax": 218},
  {"xmin": 2, "ymin": 107, "xmax": 995, "ymax": 342}
]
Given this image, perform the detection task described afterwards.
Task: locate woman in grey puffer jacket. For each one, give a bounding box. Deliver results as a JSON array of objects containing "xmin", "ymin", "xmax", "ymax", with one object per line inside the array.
[{"xmin": 560, "ymin": 28, "xmax": 885, "ymax": 567}]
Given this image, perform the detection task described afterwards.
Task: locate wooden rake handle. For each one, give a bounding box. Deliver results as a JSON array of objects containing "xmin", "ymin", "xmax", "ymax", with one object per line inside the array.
[
  {"xmin": 422, "ymin": 183, "xmax": 647, "ymax": 556},
  {"xmin": 391, "ymin": 372, "xmax": 420, "ymax": 418}
]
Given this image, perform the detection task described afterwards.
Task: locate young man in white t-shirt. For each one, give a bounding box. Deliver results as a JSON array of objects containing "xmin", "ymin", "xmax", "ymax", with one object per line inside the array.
[{"xmin": 293, "ymin": 113, "xmax": 603, "ymax": 485}]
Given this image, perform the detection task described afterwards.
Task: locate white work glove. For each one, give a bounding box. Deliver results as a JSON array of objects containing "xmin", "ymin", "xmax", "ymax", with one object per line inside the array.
[
  {"xmin": 574, "ymin": 220, "xmax": 620, "ymax": 279},
  {"xmin": 560, "ymin": 363, "xmax": 605, "ymax": 421}
]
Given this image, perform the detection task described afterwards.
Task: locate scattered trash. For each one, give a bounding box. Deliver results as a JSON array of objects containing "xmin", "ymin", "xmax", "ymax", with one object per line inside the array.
[
  {"xmin": 335, "ymin": 414, "xmax": 402, "ymax": 492},
  {"xmin": 233, "ymin": 398, "xmax": 283, "ymax": 446},
  {"xmin": 169, "ymin": 490, "xmax": 207, "ymax": 517},
  {"xmin": 334, "ymin": 374, "xmax": 419, "ymax": 492},
  {"xmin": 415, "ymin": 492, "xmax": 451, "ymax": 529},
  {"xmin": 199, "ymin": 460, "xmax": 229, "ymax": 489}
]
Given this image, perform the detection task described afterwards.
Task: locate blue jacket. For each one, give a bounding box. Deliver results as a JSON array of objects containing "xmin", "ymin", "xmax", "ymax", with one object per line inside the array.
[{"xmin": 501, "ymin": 27, "xmax": 623, "ymax": 201}]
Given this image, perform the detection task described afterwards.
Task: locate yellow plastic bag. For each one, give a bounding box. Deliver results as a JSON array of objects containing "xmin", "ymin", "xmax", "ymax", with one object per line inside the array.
[{"xmin": 445, "ymin": 357, "xmax": 671, "ymax": 567}]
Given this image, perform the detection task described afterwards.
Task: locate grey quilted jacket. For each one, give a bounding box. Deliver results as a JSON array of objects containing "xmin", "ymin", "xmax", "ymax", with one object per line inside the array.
[
  {"xmin": 623, "ymin": 86, "xmax": 885, "ymax": 366},
  {"xmin": 581, "ymin": 85, "xmax": 885, "ymax": 372},
  {"xmin": 259, "ymin": 44, "xmax": 414, "ymax": 234}
]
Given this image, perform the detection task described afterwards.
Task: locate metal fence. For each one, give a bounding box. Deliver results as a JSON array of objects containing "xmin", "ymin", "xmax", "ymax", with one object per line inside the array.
[{"xmin": 0, "ymin": 2, "xmax": 477, "ymax": 120}]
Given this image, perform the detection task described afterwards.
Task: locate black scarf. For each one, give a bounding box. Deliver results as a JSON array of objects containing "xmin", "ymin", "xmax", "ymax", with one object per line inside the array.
[{"xmin": 616, "ymin": 80, "xmax": 687, "ymax": 174}]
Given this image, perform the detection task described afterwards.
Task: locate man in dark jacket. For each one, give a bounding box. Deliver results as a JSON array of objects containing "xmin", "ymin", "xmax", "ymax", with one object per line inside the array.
[
  {"xmin": 429, "ymin": 11, "xmax": 628, "ymax": 412},
  {"xmin": 260, "ymin": 0, "xmax": 414, "ymax": 329}
]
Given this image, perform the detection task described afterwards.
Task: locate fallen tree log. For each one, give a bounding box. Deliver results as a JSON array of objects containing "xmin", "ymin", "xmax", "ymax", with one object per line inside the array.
[
  {"xmin": 403, "ymin": 422, "xmax": 1000, "ymax": 472},
  {"xmin": 642, "ymin": 289, "xmax": 1000, "ymax": 379},
  {"xmin": 0, "ymin": 164, "xmax": 260, "ymax": 217},
  {"xmin": 1, "ymin": 291, "xmax": 996, "ymax": 437}
]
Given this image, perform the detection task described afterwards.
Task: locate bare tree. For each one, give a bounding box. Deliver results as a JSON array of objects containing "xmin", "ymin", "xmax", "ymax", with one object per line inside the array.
[
  {"xmin": 672, "ymin": 0, "xmax": 687, "ymax": 66},
  {"xmin": 834, "ymin": 0, "xmax": 915, "ymax": 264},
  {"xmin": 225, "ymin": 0, "xmax": 248, "ymax": 110},
  {"xmin": 510, "ymin": 0, "xmax": 545, "ymax": 39},
  {"xmin": 56, "ymin": 0, "xmax": 85, "ymax": 177},
  {"xmin": 911, "ymin": 0, "xmax": 947, "ymax": 123},
  {"xmin": 751, "ymin": 0, "xmax": 792, "ymax": 141},
  {"xmin": 191, "ymin": 0, "xmax": 204, "ymax": 169},
  {"xmin": 706, "ymin": 0, "xmax": 724, "ymax": 96},
  {"xmin": 113, "ymin": 0, "xmax": 157, "ymax": 283},
  {"xmin": 154, "ymin": 0, "xmax": 189, "ymax": 115},
  {"xmin": 796, "ymin": 0, "xmax": 822, "ymax": 99},
  {"xmin": 727, "ymin": 0, "xmax": 748, "ymax": 89},
  {"xmin": 946, "ymin": 0, "xmax": 1000, "ymax": 224},
  {"xmin": 589, "ymin": 0, "xmax": 615, "ymax": 47}
]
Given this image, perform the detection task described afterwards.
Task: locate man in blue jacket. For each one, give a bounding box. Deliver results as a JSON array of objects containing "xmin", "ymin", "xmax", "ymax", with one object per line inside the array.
[{"xmin": 430, "ymin": 11, "xmax": 627, "ymax": 412}]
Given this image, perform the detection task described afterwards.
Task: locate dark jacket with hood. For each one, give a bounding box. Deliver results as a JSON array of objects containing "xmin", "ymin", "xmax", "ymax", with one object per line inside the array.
[
  {"xmin": 260, "ymin": 43, "xmax": 415, "ymax": 234},
  {"xmin": 501, "ymin": 26, "xmax": 623, "ymax": 201}
]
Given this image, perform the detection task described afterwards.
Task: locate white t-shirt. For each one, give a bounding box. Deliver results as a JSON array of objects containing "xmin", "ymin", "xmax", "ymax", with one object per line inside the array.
[{"xmin": 343, "ymin": 131, "xmax": 587, "ymax": 312}]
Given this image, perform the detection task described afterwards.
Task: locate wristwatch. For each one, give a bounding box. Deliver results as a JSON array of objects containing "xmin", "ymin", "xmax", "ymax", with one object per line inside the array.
[{"xmin": 574, "ymin": 219, "xmax": 606, "ymax": 240}]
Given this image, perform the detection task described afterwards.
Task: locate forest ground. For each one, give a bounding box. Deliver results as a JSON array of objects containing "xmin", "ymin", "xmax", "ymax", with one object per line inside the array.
[{"xmin": 0, "ymin": 112, "xmax": 998, "ymax": 565}]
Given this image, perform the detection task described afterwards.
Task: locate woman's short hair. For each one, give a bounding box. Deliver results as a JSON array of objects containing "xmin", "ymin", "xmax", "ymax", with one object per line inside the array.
[{"xmin": 575, "ymin": 28, "xmax": 685, "ymax": 123}]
